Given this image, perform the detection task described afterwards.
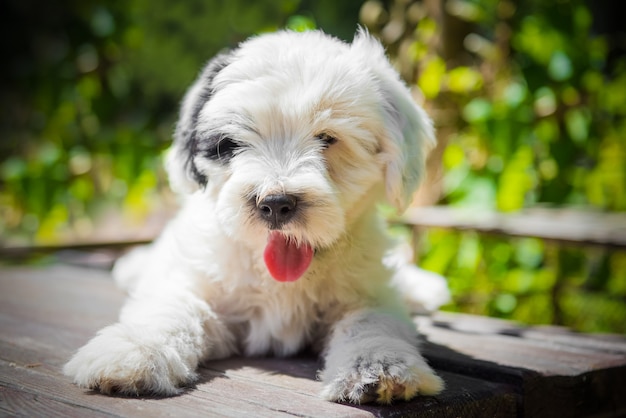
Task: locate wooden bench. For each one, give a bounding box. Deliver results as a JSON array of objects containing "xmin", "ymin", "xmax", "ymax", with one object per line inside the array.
[
  {"xmin": 1, "ymin": 256, "xmax": 625, "ymax": 417},
  {"xmin": 396, "ymin": 206, "xmax": 626, "ymax": 249}
]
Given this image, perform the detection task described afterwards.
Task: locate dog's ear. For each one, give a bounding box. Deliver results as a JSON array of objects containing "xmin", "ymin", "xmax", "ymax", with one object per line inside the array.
[
  {"xmin": 378, "ymin": 80, "xmax": 436, "ymax": 213},
  {"xmin": 352, "ymin": 30, "xmax": 436, "ymax": 213},
  {"xmin": 166, "ymin": 53, "xmax": 233, "ymax": 194}
]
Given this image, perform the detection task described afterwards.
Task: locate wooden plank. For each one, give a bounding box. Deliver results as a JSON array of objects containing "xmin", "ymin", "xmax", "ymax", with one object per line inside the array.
[
  {"xmin": 2, "ymin": 263, "xmax": 625, "ymax": 417},
  {"xmin": 420, "ymin": 325, "xmax": 626, "ymax": 376},
  {"xmin": 398, "ymin": 206, "xmax": 626, "ymax": 248},
  {"xmin": 193, "ymin": 366, "xmax": 372, "ymax": 418},
  {"xmin": 205, "ymin": 357, "xmax": 518, "ymax": 418},
  {"xmin": 416, "ymin": 314, "xmax": 626, "ymax": 418},
  {"xmin": 418, "ymin": 313, "xmax": 626, "ymax": 376},
  {"xmin": 0, "ymin": 264, "xmax": 124, "ymax": 310},
  {"xmin": 0, "ymin": 338, "xmax": 369, "ymax": 418},
  {"xmin": 0, "ymin": 360, "xmax": 297, "ymax": 418},
  {"xmin": 0, "ymin": 338, "xmax": 336, "ymax": 418},
  {"xmin": 0, "ymin": 333, "xmax": 517, "ymax": 418},
  {"xmin": 0, "ymin": 265, "xmax": 124, "ymax": 353},
  {"xmin": 0, "ymin": 267, "xmax": 366, "ymax": 417},
  {"xmin": 0, "ymin": 241, "xmax": 148, "ymax": 261},
  {"xmin": 430, "ymin": 311, "xmax": 626, "ymax": 355},
  {"xmin": 0, "ymin": 385, "xmax": 118, "ymax": 418},
  {"xmin": 352, "ymin": 371, "xmax": 517, "ymax": 418},
  {"xmin": 0, "ymin": 264, "xmax": 518, "ymax": 417}
]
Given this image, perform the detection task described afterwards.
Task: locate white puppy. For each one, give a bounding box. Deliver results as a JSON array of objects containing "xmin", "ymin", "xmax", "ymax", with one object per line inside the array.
[{"xmin": 64, "ymin": 29, "xmax": 444, "ymax": 404}]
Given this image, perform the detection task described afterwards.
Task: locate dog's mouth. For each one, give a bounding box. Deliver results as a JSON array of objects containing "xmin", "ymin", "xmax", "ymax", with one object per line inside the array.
[{"xmin": 263, "ymin": 231, "xmax": 314, "ymax": 282}]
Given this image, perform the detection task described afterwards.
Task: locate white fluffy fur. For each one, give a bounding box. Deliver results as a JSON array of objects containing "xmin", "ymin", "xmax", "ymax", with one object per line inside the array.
[{"xmin": 64, "ymin": 29, "xmax": 445, "ymax": 404}]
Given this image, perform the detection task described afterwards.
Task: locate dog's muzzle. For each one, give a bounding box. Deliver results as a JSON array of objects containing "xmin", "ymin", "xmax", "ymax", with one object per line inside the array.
[
  {"xmin": 253, "ymin": 193, "xmax": 314, "ymax": 282},
  {"xmin": 257, "ymin": 194, "xmax": 298, "ymax": 230}
]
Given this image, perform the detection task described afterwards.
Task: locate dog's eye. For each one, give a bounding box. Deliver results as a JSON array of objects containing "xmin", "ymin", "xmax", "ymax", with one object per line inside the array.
[
  {"xmin": 316, "ymin": 133, "xmax": 338, "ymax": 147},
  {"xmin": 204, "ymin": 137, "xmax": 240, "ymax": 161}
]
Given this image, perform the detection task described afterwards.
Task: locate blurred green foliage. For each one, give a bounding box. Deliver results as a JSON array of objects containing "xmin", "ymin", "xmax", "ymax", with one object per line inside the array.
[
  {"xmin": 1, "ymin": 0, "xmax": 624, "ymax": 333},
  {"xmin": 364, "ymin": 0, "xmax": 625, "ymax": 333}
]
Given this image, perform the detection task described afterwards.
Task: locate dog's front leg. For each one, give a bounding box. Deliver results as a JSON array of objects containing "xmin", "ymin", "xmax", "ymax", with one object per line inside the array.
[
  {"xmin": 319, "ymin": 310, "xmax": 444, "ymax": 404},
  {"xmin": 64, "ymin": 285, "xmax": 235, "ymax": 396}
]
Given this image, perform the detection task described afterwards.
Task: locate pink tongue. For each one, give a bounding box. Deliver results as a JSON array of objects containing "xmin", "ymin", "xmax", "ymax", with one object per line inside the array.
[{"xmin": 263, "ymin": 232, "xmax": 313, "ymax": 282}]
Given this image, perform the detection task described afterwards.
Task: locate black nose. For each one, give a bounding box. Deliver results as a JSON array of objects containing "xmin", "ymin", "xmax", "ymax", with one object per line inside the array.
[{"xmin": 257, "ymin": 194, "xmax": 298, "ymax": 229}]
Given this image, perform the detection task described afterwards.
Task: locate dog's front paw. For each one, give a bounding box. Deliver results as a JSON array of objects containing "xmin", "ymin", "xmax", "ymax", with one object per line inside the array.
[
  {"xmin": 320, "ymin": 350, "xmax": 444, "ymax": 404},
  {"xmin": 64, "ymin": 324, "xmax": 196, "ymax": 396}
]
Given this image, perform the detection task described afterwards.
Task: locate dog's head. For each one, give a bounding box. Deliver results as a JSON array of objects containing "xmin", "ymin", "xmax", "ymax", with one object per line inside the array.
[{"xmin": 166, "ymin": 29, "xmax": 435, "ymax": 281}]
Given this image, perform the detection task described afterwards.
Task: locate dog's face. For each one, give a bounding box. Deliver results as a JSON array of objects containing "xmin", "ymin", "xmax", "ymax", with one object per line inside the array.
[{"xmin": 166, "ymin": 30, "xmax": 434, "ymax": 282}]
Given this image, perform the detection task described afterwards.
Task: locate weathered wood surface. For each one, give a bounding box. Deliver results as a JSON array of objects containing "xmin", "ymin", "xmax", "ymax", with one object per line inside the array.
[
  {"xmin": 398, "ymin": 206, "xmax": 626, "ymax": 248},
  {"xmin": 0, "ymin": 263, "xmax": 625, "ymax": 417}
]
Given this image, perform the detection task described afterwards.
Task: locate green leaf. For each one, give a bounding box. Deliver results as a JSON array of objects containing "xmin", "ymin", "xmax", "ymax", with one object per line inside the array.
[
  {"xmin": 514, "ymin": 238, "xmax": 544, "ymax": 269},
  {"xmin": 494, "ymin": 293, "xmax": 517, "ymax": 314},
  {"xmin": 418, "ymin": 57, "xmax": 446, "ymax": 99},
  {"xmin": 447, "ymin": 66, "xmax": 483, "ymax": 93},
  {"xmin": 462, "ymin": 98, "xmax": 492, "ymax": 123},
  {"xmin": 565, "ymin": 108, "xmax": 590, "ymax": 144},
  {"xmin": 548, "ymin": 51, "xmax": 573, "ymax": 81},
  {"xmin": 503, "ymin": 82, "xmax": 527, "ymax": 108},
  {"xmin": 285, "ymin": 15, "xmax": 316, "ymax": 32},
  {"xmin": 534, "ymin": 87, "xmax": 557, "ymax": 117},
  {"xmin": 91, "ymin": 7, "xmax": 116, "ymax": 37},
  {"xmin": 443, "ymin": 144, "xmax": 466, "ymax": 169},
  {"xmin": 1, "ymin": 158, "xmax": 27, "ymax": 181}
]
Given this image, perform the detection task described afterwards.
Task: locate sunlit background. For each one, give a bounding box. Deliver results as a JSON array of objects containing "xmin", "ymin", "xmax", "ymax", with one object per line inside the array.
[{"xmin": 1, "ymin": 0, "xmax": 624, "ymax": 333}]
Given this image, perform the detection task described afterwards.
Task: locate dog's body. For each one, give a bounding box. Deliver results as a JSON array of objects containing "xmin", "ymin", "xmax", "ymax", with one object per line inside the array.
[{"xmin": 64, "ymin": 29, "xmax": 445, "ymax": 404}]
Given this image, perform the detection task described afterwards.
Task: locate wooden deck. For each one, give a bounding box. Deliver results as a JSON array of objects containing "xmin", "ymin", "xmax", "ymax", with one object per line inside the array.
[{"xmin": 1, "ymin": 259, "xmax": 625, "ymax": 417}]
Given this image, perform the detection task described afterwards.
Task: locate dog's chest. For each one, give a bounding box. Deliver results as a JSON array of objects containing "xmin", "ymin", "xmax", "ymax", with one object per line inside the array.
[{"xmin": 211, "ymin": 281, "xmax": 326, "ymax": 356}]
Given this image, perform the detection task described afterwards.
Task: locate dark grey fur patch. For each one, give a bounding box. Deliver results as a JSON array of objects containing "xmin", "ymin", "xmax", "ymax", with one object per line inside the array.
[{"xmin": 178, "ymin": 52, "xmax": 234, "ymax": 186}]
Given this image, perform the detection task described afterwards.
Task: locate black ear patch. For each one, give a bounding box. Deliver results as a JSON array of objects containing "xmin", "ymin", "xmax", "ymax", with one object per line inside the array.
[
  {"xmin": 189, "ymin": 53, "xmax": 233, "ymax": 129},
  {"xmin": 175, "ymin": 52, "xmax": 234, "ymax": 187}
]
